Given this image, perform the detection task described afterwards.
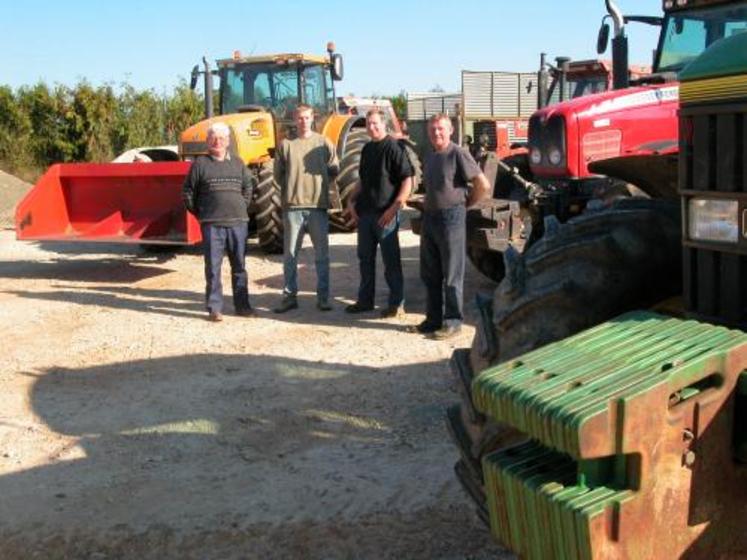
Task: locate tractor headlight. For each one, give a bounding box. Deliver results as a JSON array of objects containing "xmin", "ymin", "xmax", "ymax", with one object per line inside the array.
[
  {"xmin": 688, "ymin": 198, "xmax": 739, "ymax": 243},
  {"xmin": 548, "ymin": 147, "xmax": 563, "ymax": 166},
  {"xmin": 529, "ymin": 147, "xmax": 542, "ymax": 165}
]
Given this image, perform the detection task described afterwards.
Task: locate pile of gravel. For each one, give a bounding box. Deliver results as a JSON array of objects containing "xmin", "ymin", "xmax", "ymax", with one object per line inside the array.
[{"xmin": 0, "ymin": 169, "xmax": 32, "ymax": 228}]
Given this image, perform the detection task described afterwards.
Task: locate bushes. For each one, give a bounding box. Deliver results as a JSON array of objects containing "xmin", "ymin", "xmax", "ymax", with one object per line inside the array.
[{"xmin": 0, "ymin": 80, "xmax": 204, "ymax": 178}]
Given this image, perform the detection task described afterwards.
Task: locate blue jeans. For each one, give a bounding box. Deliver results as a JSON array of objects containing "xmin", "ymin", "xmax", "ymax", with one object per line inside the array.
[
  {"xmin": 282, "ymin": 208, "xmax": 330, "ymax": 301},
  {"xmin": 420, "ymin": 206, "xmax": 466, "ymax": 328},
  {"xmin": 201, "ymin": 222, "xmax": 250, "ymax": 314},
  {"xmin": 356, "ymin": 211, "xmax": 404, "ymax": 308}
]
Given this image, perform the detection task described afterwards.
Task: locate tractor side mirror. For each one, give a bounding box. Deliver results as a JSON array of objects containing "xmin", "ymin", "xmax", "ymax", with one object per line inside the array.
[
  {"xmin": 331, "ymin": 53, "xmax": 344, "ymax": 81},
  {"xmin": 597, "ymin": 22, "xmax": 610, "ymax": 54},
  {"xmin": 190, "ymin": 65, "xmax": 199, "ymax": 90}
]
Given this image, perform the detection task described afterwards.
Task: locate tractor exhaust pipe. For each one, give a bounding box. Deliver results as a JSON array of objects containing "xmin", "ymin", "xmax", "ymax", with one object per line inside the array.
[
  {"xmin": 538, "ymin": 53, "xmax": 549, "ymax": 109},
  {"xmin": 203, "ymin": 57, "xmax": 214, "ymax": 119},
  {"xmin": 605, "ymin": 0, "xmax": 629, "ymax": 89},
  {"xmin": 556, "ymin": 56, "xmax": 571, "ymax": 102}
]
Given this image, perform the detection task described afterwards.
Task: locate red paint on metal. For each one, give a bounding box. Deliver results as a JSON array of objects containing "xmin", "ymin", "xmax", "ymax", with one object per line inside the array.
[{"xmin": 14, "ymin": 161, "xmax": 200, "ymax": 245}]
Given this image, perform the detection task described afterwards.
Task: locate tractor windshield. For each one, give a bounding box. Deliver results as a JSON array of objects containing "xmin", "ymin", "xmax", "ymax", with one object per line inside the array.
[
  {"xmin": 656, "ymin": 3, "xmax": 747, "ymax": 73},
  {"xmin": 221, "ymin": 62, "xmax": 334, "ymax": 119}
]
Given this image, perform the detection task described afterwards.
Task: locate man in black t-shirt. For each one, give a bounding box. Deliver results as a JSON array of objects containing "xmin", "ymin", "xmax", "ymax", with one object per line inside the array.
[
  {"xmin": 344, "ymin": 109, "xmax": 414, "ymax": 318},
  {"xmin": 411, "ymin": 113, "xmax": 490, "ymax": 339}
]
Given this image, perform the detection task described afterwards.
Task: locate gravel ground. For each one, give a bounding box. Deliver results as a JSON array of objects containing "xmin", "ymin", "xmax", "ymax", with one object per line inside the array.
[
  {"xmin": 0, "ymin": 169, "xmax": 31, "ymax": 227},
  {"xmin": 0, "ymin": 211, "xmax": 513, "ymax": 559}
]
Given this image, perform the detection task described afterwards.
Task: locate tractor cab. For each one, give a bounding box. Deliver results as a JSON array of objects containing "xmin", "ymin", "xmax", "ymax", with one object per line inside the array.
[
  {"xmin": 181, "ymin": 44, "xmax": 345, "ymax": 166},
  {"xmin": 217, "ymin": 48, "xmax": 343, "ymax": 135},
  {"xmin": 655, "ymin": 1, "xmax": 747, "ymax": 74}
]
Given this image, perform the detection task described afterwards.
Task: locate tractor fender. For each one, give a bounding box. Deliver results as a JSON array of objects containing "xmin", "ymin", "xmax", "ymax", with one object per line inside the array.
[
  {"xmin": 321, "ymin": 114, "xmax": 366, "ymax": 157},
  {"xmin": 588, "ymin": 142, "xmax": 678, "ymax": 199}
]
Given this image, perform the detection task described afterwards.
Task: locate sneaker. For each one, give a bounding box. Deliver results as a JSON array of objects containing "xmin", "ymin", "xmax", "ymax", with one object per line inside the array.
[
  {"xmin": 317, "ymin": 299, "xmax": 333, "ymax": 311},
  {"xmin": 208, "ymin": 311, "xmax": 223, "ymax": 322},
  {"xmin": 406, "ymin": 320, "xmax": 440, "ymax": 334},
  {"xmin": 236, "ymin": 307, "xmax": 256, "ymax": 317},
  {"xmin": 380, "ymin": 305, "xmax": 405, "ymax": 319},
  {"xmin": 344, "ymin": 302, "xmax": 374, "ymax": 314},
  {"xmin": 429, "ymin": 324, "xmax": 462, "ymax": 340},
  {"xmin": 273, "ymin": 296, "xmax": 298, "ymax": 313}
]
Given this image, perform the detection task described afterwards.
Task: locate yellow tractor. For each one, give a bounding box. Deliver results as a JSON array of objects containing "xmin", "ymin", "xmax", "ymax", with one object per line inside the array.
[
  {"xmin": 181, "ymin": 43, "xmax": 374, "ymax": 253},
  {"xmin": 15, "ymin": 43, "xmax": 420, "ymax": 251}
]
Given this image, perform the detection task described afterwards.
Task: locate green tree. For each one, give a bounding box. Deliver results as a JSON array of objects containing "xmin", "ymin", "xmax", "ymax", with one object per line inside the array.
[
  {"xmin": 0, "ymin": 86, "xmax": 32, "ymax": 171},
  {"xmin": 17, "ymin": 83, "xmax": 76, "ymax": 167},
  {"xmin": 164, "ymin": 80, "xmax": 204, "ymax": 143},
  {"xmin": 387, "ymin": 90, "xmax": 407, "ymax": 120}
]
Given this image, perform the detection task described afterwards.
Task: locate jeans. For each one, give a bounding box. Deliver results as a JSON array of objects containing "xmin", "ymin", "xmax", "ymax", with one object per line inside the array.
[
  {"xmin": 356, "ymin": 211, "xmax": 404, "ymax": 308},
  {"xmin": 282, "ymin": 208, "xmax": 330, "ymax": 301},
  {"xmin": 201, "ymin": 222, "xmax": 250, "ymax": 314},
  {"xmin": 420, "ymin": 206, "xmax": 466, "ymax": 328}
]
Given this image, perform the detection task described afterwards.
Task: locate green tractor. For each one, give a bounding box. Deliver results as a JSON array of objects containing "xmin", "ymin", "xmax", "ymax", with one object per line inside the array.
[{"xmin": 449, "ymin": 15, "xmax": 747, "ymax": 560}]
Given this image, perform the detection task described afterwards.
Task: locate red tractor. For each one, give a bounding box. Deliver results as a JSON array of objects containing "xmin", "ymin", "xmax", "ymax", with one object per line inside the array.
[{"xmin": 451, "ymin": 0, "xmax": 747, "ymax": 530}]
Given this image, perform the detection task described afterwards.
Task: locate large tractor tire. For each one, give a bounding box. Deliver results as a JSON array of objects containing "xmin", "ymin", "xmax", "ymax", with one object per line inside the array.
[
  {"xmin": 447, "ymin": 198, "xmax": 682, "ymax": 521},
  {"xmin": 401, "ymin": 139, "xmax": 423, "ymax": 193},
  {"xmin": 329, "ymin": 128, "xmax": 369, "ymax": 232},
  {"xmin": 254, "ymin": 162, "xmax": 283, "ymax": 254}
]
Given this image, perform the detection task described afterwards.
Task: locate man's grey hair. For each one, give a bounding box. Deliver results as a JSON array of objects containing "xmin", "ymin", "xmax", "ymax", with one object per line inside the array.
[{"xmin": 207, "ymin": 122, "xmax": 231, "ymax": 138}]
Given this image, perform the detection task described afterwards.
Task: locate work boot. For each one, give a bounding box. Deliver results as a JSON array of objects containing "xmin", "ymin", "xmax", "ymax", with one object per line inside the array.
[
  {"xmin": 406, "ymin": 320, "xmax": 440, "ymax": 334},
  {"xmin": 344, "ymin": 302, "xmax": 374, "ymax": 314},
  {"xmin": 236, "ymin": 306, "xmax": 256, "ymax": 317},
  {"xmin": 273, "ymin": 296, "xmax": 298, "ymax": 314},
  {"xmin": 317, "ymin": 299, "xmax": 333, "ymax": 311},
  {"xmin": 380, "ymin": 305, "xmax": 405, "ymax": 319},
  {"xmin": 430, "ymin": 324, "xmax": 462, "ymax": 340},
  {"xmin": 208, "ymin": 311, "xmax": 223, "ymax": 322}
]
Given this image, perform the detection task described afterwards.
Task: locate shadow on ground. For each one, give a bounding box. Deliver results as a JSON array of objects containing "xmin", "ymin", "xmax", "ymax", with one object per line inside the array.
[{"xmin": 0, "ymin": 353, "xmax": 506, "ymax": 559}]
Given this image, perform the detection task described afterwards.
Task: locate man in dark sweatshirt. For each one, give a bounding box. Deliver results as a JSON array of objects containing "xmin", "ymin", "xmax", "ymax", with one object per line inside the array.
[
  {"xmin": 344, "ymin": 108, "xmax": 414, "ymax": 318},
  {"xmin": 183, "ymin": 122, "xmax": 254, "ymax": 322}
]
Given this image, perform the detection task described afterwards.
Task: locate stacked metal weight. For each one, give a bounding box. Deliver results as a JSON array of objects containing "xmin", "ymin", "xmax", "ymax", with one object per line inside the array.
[{"xmin": 472, "ymin": 311, "xmax": 747, "ymax": 559}]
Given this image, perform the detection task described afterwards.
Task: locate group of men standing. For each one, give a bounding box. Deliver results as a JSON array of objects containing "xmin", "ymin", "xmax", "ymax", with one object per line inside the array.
[{"xmin": 182, "ymin": 106, "xmax": 489, "ymax": 340}]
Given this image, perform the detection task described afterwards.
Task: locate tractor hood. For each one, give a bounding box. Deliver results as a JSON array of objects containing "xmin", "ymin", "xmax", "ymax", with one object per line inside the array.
[
  {"xmin": 537, "ymin": 83, "xmax": 679, "ymax": 121},
  {"xmin": 529, "ymin": 83, "xmax": 680, "ymax": 182}
]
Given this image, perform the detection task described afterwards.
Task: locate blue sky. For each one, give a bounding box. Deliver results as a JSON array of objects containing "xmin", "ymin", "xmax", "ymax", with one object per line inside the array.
[{"xmin": 1, "ymin": 0, "xmax": 661, "ymax": 96}]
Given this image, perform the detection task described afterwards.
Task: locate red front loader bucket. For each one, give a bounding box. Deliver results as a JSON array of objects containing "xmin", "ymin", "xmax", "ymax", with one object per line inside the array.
[{"xmin": 14, "ymin": 162, "xmax": 202, "ymax": 245}]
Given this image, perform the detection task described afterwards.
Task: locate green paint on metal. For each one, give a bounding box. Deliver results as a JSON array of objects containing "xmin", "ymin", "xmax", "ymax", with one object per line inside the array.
[
  {"xmin": 476, "ymin": 312, "xmax": 747, "ymax": 558},
  {"xmin": 679, "ymin": 32, "xmax": 747, "ymax": 82},
  {"xmin": 473, "ymin": 311, "xmax": 747, "ymax": 457}
]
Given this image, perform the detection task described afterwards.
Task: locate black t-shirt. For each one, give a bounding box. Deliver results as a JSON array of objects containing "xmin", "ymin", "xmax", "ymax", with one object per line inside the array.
[
  {"xmin": 356, "ymin": 136, "xmax": 414, "ymax": 214},
  {"xmin": 423, "ymin": 142, "xmax": 482, "ymax": 211}
]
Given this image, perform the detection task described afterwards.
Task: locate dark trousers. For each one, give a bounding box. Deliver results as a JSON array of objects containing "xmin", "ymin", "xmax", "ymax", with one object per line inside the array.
[
  {"xmin": 201, "ymin": 222, "xmax": 250, "ymax": 314},
  {"xmin": 356, "ymin": 211, "xmax": 404, "ymax": 308},
  {"xmin": 420, "ymin": 206, "xmax": 466, "ymax": 328}
]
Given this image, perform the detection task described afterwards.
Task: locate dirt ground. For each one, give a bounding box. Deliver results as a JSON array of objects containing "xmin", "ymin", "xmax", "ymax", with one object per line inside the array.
[{"xmin": 0, "ymin": 208, "xmax": 514, "ymax": 559}]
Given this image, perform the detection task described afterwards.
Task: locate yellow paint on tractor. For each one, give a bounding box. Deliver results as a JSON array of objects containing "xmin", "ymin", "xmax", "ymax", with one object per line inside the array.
[
  {"xmin": 179, "ymin": 112, "xmax": 275, "ymax": 166},
  {"xmin": 320, "ymin": 114, "xmax": 356, "ymax": 151},
  {"xmin": 217, "ymin": 53, "xmax": 330, "ymax": 67}
]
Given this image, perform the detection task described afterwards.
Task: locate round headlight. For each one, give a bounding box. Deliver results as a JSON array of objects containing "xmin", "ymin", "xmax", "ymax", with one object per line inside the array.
[
  {"xmin": 548, "ymin": 147, "xmax": 562, "ymax": 165},
  {"xmin": 529, "ymin": 147, "xmax": 542, "ymax": 165}
]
